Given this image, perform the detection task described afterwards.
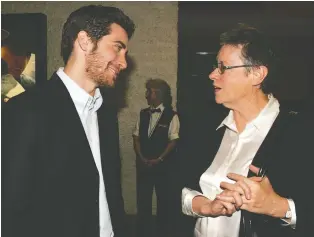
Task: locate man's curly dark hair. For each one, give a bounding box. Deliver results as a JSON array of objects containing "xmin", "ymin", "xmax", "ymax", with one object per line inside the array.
[{"xmin": 61, "ymin": 5, "xmax": 135, "ymax": 64}]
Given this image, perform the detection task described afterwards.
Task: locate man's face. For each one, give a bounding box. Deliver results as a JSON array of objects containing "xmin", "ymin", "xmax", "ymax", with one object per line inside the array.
[
  {"xmin": 145, "ymin": 88, "xmax": 160, "ymax": 106},
  {"xmin": 1, "ymin": 46, "xmax": 30, "ymax": 80},
  {"xmin": 209, "ymin": 44, "xmax": 253, "ymax": 109},
  {"xmin": 85, "ymin": 23, "xmax": 129, "ymax": 87}
]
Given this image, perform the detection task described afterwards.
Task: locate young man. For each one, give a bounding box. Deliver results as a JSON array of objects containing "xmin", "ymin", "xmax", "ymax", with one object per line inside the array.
[
  {"xmin": 133, "ymin": 79, "xmax": 180, "ymax": 237},
  {"xmin": 2, "ymin": 5, "xmax": 135, "ymax": 237}
]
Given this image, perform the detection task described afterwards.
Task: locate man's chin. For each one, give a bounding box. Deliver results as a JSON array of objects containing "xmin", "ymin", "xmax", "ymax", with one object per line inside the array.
[
  {"xmin": 97, "ymin": 76, "xmax": 116, "ymax": 88},
  {"xmin": 98, "ymin": 82, "xmax": 115, "ymax": 88}
]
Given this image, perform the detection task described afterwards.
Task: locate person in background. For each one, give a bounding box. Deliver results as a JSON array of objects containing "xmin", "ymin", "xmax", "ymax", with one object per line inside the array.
[
  {"xmin": 1, "ymin": 58, "xmax": 25, "ymax": 102},
  {"xmin": 179, "ymin": 24, "xmax": 312, "ymax": 237},
  {"xmin": 2, "ymin": 5, "xmax": 135, "ymax": 237},
  {"xmin": 133, "ymin": 78, "xmax": 180, "ymax": 237},
  {"xmin": 1, "ymin": 41, "xmax": 35, "ymax": 90}
]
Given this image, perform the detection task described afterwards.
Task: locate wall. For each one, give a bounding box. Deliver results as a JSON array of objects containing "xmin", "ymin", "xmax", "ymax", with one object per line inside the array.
[{"xmin": 1, "ymin": 1, "xmax": 178, "ymax": 214}]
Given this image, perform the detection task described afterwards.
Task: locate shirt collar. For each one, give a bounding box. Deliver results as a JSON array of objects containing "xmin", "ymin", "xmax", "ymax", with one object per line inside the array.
[
  {"xmin": 150, "ymin": 103, "xmax": 165, "ymax": 112},
  {"xmin": 217, "ymin": 94, "xmax": 279, "ymax": 131},
  {"xmin": 57, "ymin": 67, "xmax": 103, "ymax": 115}
]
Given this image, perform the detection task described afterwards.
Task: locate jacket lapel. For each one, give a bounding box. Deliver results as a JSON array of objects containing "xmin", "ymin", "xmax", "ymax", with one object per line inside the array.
[
  {"xmin": 97, "ymin": 103, "xmax": 119, "ymax": 183},
  {"xmin": 48, "ymin": 73, "xmax": 97, "ymax": 174},
  {"xmin": 249, "ymin": 107, "xmax": 296, "ymax": 177}
]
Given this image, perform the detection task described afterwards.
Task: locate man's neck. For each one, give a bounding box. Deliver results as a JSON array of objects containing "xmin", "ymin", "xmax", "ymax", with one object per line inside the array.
[
  {"xmin": 151, "ymin": 102, "xmax": 162, "ymax": 108},
  {"xmin": 63, "ymin": 61, "xmax": 97, "ymax": 96}
]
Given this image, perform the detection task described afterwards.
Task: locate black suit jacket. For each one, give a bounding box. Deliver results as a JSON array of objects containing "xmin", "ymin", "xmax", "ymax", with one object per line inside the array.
[
  {"xmin": 176, "ymin": 103, "xmax": 313, "ymax": 237},
  {"xmin": 2, "ymin": 73, "xmax": 126, "ymax": 237}
]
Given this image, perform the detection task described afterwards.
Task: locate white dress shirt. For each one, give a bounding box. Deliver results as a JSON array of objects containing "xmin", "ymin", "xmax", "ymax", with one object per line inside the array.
[
  {"xmin": 57, "ymin": 68, "xmax": 113, "ymax": 237},
  {"xmin": 182, "ymin": 95, "xmax": 296, "ymax": 237},
  {"xmin": 133, "ymin": 103, "xmax": 180, "ymax": 141}
]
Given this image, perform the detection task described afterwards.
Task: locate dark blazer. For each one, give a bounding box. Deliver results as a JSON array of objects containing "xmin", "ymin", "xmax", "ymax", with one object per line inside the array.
[
  {"xmin": 176, "ymin": 103, "xmax": 313, "ymax": 237},
  {"xmin": 2, "ymin": 73, "xmax": 126, "ymax": 237}
]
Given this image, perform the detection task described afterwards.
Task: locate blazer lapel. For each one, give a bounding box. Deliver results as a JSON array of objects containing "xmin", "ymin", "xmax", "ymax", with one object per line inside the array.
[
  {"xmin": 48, "ymin": 73, "xmax": 97, "ymax": 173},
  {"xmin": 249, "ymin": 107, "xmax": 296, "ymax": 177},
  {"xmin": 97, "ymin": 103, "xmax": 119, "ymax": 184}
]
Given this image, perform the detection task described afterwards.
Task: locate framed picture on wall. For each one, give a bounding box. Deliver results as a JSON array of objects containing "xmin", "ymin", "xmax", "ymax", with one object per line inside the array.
[{"xmin": 1, "ymin": 13, "xmax": 47, "ymax": 103}]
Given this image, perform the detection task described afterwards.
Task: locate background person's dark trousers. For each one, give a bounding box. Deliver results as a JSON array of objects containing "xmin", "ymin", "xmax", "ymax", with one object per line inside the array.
[{"xmin": 136, "ymin": 163, "xmax": 171, "ymax": 237}]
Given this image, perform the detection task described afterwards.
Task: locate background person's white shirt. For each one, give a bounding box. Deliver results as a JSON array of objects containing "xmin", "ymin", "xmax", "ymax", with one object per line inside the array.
[
  {"xmin": 182, "ymin": 95, "xmax": 296, "ymax": 237},
  {"xmin": 133, "ymin": 103, "xmax": 180, "ymax": 141},
  {"xmin": 57, "ymin": 68, "xmax": 114, "ymax": 237}
]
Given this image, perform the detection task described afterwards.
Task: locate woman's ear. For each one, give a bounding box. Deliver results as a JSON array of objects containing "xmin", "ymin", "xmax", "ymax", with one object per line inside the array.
[{"xmin": 252, "ymin": 66, "xmax": 268, "ymax": 87}]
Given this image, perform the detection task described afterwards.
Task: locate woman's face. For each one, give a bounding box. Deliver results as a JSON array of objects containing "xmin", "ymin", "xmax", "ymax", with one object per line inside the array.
[{"xmin": 209, "ymin": 44, "xmax": 254, "ymax": 110}]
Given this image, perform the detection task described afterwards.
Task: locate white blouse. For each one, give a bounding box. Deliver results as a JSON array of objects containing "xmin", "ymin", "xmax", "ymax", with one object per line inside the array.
[{"xmin": 182, "ymin": 95, "xmax": 284, "ymax": 237}]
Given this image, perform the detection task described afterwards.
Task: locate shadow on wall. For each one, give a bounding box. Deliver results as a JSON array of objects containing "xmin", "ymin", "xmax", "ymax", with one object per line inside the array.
[{"xmin": 100, "ymin": 55, "xmax": 136, "ymax": 111}]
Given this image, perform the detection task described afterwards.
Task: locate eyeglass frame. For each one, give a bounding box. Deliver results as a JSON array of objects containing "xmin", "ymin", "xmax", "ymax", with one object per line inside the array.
[{"xmin": 213, "ymin": 62, "xmax": 261, "ymax": 74}]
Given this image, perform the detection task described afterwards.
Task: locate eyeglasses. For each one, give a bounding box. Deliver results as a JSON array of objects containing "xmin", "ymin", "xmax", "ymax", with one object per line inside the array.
[{"xmin": 213, "ymin": 62, "xmax": 260, "ymax": 74}]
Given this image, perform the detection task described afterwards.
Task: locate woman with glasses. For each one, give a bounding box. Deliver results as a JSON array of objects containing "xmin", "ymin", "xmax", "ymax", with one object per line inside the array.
[{"xmin": 178, "ymin": 24, "xmax": 312, "ymax": 237}]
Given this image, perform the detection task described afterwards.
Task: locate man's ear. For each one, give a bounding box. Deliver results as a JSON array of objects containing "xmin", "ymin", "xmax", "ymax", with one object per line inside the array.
[
  {"xmin": 252, "ymin": 66, "xmax": 268, "ymax": 87},
  {"xmin": 77, "ymin": 31, "xmax": 92, "ymax": 52}
]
